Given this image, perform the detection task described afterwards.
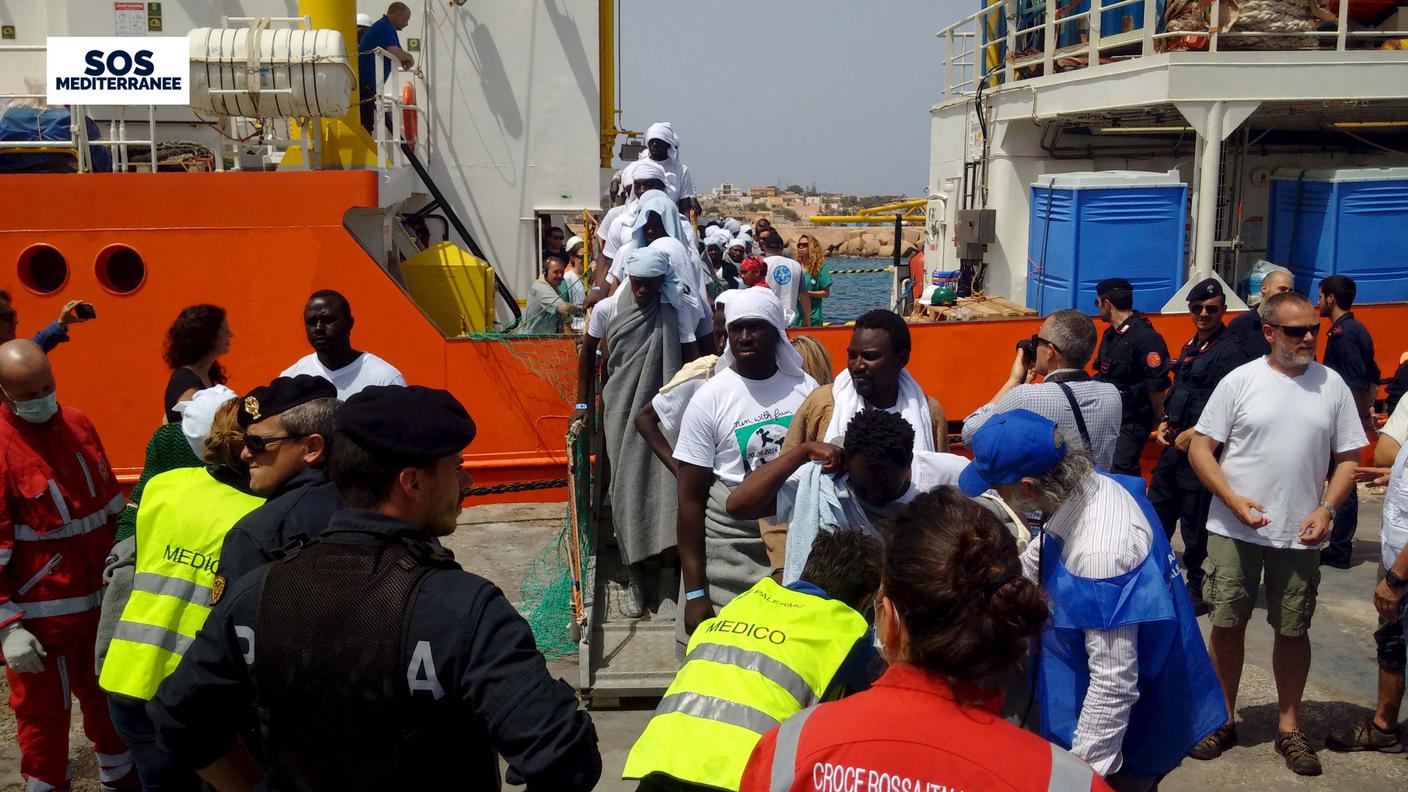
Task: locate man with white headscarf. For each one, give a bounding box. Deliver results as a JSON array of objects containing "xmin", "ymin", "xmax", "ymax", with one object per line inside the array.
[
  {"xmin": 671, "ymin": 289, "xmax": 818, "ymax": 651},
  {"xmin": 640, "ymin": 121, "xmax": 696, "ymax": 215},
  {"xmin": 589, "ymin": 162, "xmax": 671, "ymax": 308},
  {"xmin": 605, "ymin": 190, "xmax": 711, "ymax": 357},
  {"xmin": 596, "ymin": 247, "xmax": 688, "ymax": 617}
]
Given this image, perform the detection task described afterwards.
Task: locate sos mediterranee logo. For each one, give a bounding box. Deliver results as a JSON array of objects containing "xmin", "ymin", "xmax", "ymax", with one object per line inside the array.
[{"xmin": 47, "ymin": 37, "xmax": 189, "ymax": 105}]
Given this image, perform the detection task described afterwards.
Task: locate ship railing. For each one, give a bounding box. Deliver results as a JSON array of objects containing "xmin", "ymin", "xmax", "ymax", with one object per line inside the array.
[
  {"xmin": 370, "ymin": 47, "xmax": 426, "ymax": 170},
  {"xmin": 0, "ymin": 44, "xmax": 160, "ymax": 173},
  {"xmin": 937, "ymin": 0, "xmax": 1408, "ymax": 100}
]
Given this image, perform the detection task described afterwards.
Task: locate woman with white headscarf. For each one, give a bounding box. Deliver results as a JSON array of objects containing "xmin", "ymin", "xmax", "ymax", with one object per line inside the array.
[
  {"xmin": 598, "ymin": 246, "xmax": 689, "ymax": 617},
  {"xmin": 669, "ymin": 288, "xmax": 819, "ymax": 653}
]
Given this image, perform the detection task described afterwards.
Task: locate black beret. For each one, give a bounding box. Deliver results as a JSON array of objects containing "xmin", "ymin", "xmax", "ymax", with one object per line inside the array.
[
  {"xmin": 1095, "ymin": 277, "xmax": 1133, "ymax": 296},
  {"xmin": 1186, "ymin": 277, "xmax": 1225, "ymax": 302},
  {"xmin": 335, "ymin": 385, "xmax": 476, "ymax": 462},
  {"xmin": 239, "ymin": 375, "xmax": 337, "ymax": 428}
]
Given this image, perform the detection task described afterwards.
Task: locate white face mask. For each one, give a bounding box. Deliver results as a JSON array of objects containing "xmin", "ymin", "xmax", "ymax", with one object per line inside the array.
[{"xmin": 8, "ymin": 391, "xmax": 58, "ymax": 423}]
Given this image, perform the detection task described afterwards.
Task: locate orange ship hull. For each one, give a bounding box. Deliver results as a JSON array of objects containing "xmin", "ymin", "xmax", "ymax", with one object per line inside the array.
[{"xmin": 3, "ymin": 172, "xmax": 1406, "ymax": 502}]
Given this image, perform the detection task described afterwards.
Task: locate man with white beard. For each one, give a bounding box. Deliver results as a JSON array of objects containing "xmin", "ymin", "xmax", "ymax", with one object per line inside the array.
[{"xmin": 1187, "ymin": 290, "xmax": 1366, "ymax": 777}]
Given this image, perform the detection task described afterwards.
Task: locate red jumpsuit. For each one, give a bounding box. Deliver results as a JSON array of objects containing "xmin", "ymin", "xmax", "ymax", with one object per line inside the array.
[
  {"xmin": 741, "ymin": 664, "xmax": 1113, "ymax": 792},
  {"xmin": 0, "ymin": 406, "xmax": 132, "ymax": 791}
]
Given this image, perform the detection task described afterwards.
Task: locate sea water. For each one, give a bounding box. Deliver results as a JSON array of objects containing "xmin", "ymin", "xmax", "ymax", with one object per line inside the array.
[{"xmin": 813, "ymin": 256, "xmax": 897, "ymax": 325}]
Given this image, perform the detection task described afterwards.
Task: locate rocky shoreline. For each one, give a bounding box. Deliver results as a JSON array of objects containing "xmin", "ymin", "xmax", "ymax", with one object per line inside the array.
[{"xmin": 769, "ymin": 224, "xmax": 923, "ymax": 258}]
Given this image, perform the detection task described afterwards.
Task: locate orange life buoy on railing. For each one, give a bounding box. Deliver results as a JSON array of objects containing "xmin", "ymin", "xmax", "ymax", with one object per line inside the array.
[{"xmin": 401, "ymin": 83, "xmax": 418, "ymax": 150}]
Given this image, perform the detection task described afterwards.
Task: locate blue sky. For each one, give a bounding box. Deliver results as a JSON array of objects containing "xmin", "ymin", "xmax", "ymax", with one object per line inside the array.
[{"xmin": 618, "ymin": 0, "xmax": 968, "ymax": 196}]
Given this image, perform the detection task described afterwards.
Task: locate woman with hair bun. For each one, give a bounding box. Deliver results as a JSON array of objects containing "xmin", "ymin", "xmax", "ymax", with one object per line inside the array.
[{"xmin": 740, "ymin": 486, "xmax": 1113, "ymax": 792}]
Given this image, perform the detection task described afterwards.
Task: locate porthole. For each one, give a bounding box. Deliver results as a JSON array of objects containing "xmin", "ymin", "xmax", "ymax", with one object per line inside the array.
[
  {"xmin": 17, "ymin": 244, "xmax": 69, "ymax": 294},
  {"xmin": 95, "ymin": 244, "xmax": 146, "ymax": 294}
]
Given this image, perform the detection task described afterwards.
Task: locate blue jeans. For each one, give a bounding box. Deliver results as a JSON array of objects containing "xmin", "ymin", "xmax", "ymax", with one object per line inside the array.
[
  {"xmin": 1326, "ymin": 487, "xmax": 1359, "ymax": 563},
  {"xmin": 106, "ymin": 694, "xmax": 202, "ymax": 792}
]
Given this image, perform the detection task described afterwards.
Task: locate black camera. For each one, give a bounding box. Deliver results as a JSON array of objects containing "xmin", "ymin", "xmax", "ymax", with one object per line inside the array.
[{"xmin": 1016, "ymin": 337, "xmax": 1037, "ymax": 366}]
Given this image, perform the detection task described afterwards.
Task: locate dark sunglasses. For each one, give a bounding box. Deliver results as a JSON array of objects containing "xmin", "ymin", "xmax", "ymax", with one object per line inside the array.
[
  {"xmin": 796, "ymin": 242, "xmax": 810, "ymax": 248},
  {"xmin": 1032, "ymin": 333, "xmax": 1060, "ymax": 354},
  {"xmin": 1188, "ymin": 302, "xmax": 1224, "ymax": 315},
  {"xmin": 243, "ymin": 433, "xmax": 305, "ymax": 454},
  {"xmin": 1270, "ymin": 323, "xmax": 1319, "ymax": 339}
]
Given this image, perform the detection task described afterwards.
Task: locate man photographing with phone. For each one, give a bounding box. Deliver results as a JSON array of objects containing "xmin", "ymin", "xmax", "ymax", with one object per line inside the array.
[{"xmin": 0, "ymin": 290, "xmax": 96, "ymax": 354}]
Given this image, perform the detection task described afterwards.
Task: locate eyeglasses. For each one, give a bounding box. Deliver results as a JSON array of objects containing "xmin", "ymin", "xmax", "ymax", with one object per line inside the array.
[
  {"xmin": 1032, "ymin": 333, "xmax": 1060, "ymax": 354},
  {"xmin": 1188, "ymin": 302, "xmax": 1224, "ymax": 315},
  {"xmin": 1270, "ymin": 323, "xmax": 1319, "ymax": 339},
  {"xmin": 243, "ymin": 433, "xmax": 305, "ymax": 454}
]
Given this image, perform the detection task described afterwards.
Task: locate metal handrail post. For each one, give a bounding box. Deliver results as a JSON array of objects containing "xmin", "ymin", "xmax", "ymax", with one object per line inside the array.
[
  {"xmin": 148, "ymin": 105, "xmax": 156, "ymax": 168},
  {"xmin": 945, "ymin": 30, "xmax": 954, "ymax": 98},
  {"xmin": 1142, "ymin": 0, "xmax": 1156, "ymax": 55},
  {"xmin": 1088, "ymin": 0, "xmax": 1101, "ymax": 68},
  {"xmin": 1210, "ymin": 0, "xmax": 1220, "ymax": 52},
  {"xmin": 1337, "ymin": 0, "xmax": 1349, "ymax": 50},
  {"xmin": 1006, "ymin": 0, "xmax": 1017, "ymax": 85},
  {"xmin": 1043, "ymin": 0, "xmax": 1056, "ymax": 76}
]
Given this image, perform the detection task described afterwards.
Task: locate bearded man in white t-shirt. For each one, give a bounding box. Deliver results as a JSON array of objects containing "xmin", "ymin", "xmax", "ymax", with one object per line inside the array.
[
  {"xmin": 672, "ymin": 289, "xmax": 818, "ymax": 649},
  {"xmin": 281, "ymin": 290, "xmax": 406, "ymax": 400},
  {"xmin": 1187, "ymin": 290, "xmax": 1366, "ymax": 777},
  {"xmin": 759, "ymin": 230, "xmax": 809, "ymax": 328}
]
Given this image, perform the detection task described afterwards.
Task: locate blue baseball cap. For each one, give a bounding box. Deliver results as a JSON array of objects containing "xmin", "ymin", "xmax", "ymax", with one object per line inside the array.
[{"xmin": 958, "ymin": 409, "xmax": 1068, "ymax": 496}]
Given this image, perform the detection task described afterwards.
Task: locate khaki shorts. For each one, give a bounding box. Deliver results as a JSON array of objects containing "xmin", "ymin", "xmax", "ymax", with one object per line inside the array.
[{"xmin": 1204, "ymin": 533, "xmax": 1320, "ymax": 637}]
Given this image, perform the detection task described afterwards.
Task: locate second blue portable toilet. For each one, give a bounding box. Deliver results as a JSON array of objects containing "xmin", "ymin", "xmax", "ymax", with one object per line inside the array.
[
  {"xmin": 1268, "ymin": 167, "xmax": 1408, "ymax": 303},
  {"xmin": 1028, "ymin": 170, "xmax": 1188, "ymax": 315}
]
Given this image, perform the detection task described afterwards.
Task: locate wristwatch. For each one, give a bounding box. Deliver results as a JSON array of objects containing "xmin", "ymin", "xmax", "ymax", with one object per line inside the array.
[
  {"xmin": 1387, "ymin": 570, "xmax": 1408, "ymax": 589},
  {"xmin": 1318, "ymin": 500, "xmax": 1335, "ymax": 521}
]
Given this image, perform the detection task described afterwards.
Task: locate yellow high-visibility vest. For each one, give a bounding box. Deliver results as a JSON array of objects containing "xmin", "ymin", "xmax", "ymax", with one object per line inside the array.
[
  {"xmin": 623, "ymin": 576, "xmax": 868, "ymax": 790},
  {"xmin": 100, "ymin": 467, "xmax": 263, "ymax": 700}
]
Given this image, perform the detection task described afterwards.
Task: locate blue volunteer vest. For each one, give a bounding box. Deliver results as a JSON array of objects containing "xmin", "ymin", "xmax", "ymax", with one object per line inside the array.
[{"xmin": 1036, "ymin": 473, "xmax": 1227, "ymax": 778}]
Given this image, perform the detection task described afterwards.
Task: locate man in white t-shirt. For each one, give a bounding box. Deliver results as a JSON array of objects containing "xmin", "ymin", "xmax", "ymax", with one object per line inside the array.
[
  {"xmin": 1188, "ymin": 291, "xmax": 1366, "ymax": 776},
  {"xmin": 726, "ymin": 408, "xmax": 969, "ymax": 583},
  {"xmin": 758, "ymin": 230, "xmax": 809, "ymax": 327},
  {"xmin": 281, "ymin": 290, "xmax": 406, "ymax": 400},
  {"xmin": 672, "ymin": 289, "xmax": 817, "ymax": 645}
]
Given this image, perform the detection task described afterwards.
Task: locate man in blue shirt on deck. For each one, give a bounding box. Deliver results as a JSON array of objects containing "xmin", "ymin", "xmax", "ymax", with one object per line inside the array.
[{"xmin": 357, "ymin": 3, "xmax": 415, "ymax": 135}]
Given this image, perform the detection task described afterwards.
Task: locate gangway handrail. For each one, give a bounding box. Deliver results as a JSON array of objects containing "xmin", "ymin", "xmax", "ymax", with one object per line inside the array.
[{"xmin": 398, "ymin": 142, "xmax": 522, "ymax": 323}]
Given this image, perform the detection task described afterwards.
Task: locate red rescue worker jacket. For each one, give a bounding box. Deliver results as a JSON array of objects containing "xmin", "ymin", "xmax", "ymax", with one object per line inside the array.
[
  {"xmin": 0, "ymin": 406, "xmax": 124, "ymax": 647},
  {"xmin": 740, "ymin": 664, "xmax": 1113, "ymax": 792}
]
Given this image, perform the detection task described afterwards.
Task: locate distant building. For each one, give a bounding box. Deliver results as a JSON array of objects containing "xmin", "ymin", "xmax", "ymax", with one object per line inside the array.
[
  {"xmin": 747, "ymin": 185, "xmax": 779, "ymax": 199},
  {"xmin": 711, "ymin": 181, "xmax": 740, "ymax": 201}
]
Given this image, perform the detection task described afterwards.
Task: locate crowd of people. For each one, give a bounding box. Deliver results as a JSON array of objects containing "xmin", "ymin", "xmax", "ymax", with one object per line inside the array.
[
  {"xmin": 520, "ymin": 121, "xmax": 840, "ymax": 339},
  {"xmin": 577, "ymin": 243, "xmax": 1407, "ymax": 791},
  {"xmin": 1, "ymin": 130, "xmax": 1407, "ymax": 792}
]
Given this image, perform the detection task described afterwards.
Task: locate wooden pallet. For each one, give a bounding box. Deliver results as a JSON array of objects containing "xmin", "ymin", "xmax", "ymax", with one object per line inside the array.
[{"xmin": 907, "ymin": 295, "xmax": 1037, "ymax": 323}]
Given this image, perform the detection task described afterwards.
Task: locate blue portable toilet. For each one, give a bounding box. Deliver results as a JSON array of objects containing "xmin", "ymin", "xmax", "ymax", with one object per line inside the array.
[
  {"xmin": 1027, "ymin": 170, "xmax": 1188, "ymax": 315},
  {"xmin": 1267, "ymin": 167, "xmax": 1408, "ymax": 303}
]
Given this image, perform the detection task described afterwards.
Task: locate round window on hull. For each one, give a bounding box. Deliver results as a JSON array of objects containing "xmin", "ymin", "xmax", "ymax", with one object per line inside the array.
[
  {"xmin": 17, "ymin": 244, "xmax": 69, "ymax": 295},
  {"xmin": 96, "ymin": 244, "xmax": 146, "ymax": 295}
]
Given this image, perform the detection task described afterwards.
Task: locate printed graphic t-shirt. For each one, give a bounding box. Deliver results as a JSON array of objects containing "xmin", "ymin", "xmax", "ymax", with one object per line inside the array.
[
  {"xmin": 764, "ymin": 255, "xmax": 803, "ymax": 326},
  {"xmin": 673, "ymin": 367, "xmax": 818, "ymax": 487}
]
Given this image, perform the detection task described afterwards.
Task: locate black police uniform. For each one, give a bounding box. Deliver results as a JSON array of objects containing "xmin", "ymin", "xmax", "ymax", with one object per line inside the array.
[
  {"xmin": 1226, "ymin": 309, "xmax": 1270, "ymax": 359},
  {"xmin": 1147, "ymin": 322, "xmax": 1252, "ymax": 598},
  {"xmin": 148, "ymin": 510, "xmax": 602, "ymax": 790},
  {"xmin": 216, "ymin": 466, "xmax": 342, "ymax": 587},
  {"xmin": 1094, "ymin": 311, "xmax": 1171, "ymax": 475},
  {"xmin": 1321, "ymin": 310, "xmax": 1380, "ymax": 566}
]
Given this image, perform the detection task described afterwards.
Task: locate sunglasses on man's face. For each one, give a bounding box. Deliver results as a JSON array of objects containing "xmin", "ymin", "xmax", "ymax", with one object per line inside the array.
[
  {"xmin": 1032, "ymin": 333, "xmax": 1060, "ymax": 354},
  {"xmin": 1270, "ymin": 323, "xmax": 1319, "ymax": 339},
  {"xmin": 1188, "ymin": 302, "xmax": 1223, "ymax": 315},
  {"xmin": 243, "ymin": 433, "xmax": 305, "ymax": 455}
]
